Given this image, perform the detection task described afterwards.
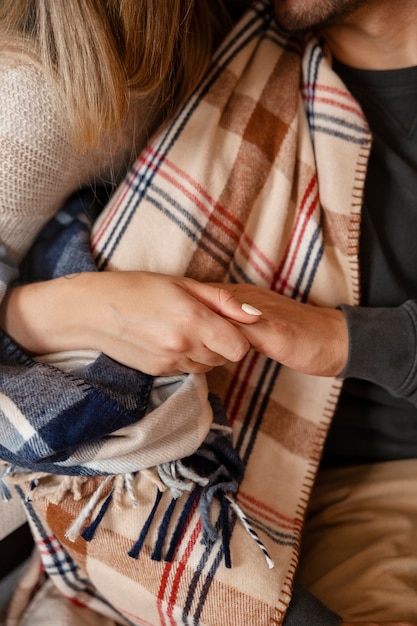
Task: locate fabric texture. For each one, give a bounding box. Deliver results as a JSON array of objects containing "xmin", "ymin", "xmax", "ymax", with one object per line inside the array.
[
  {"xmin": 6, "ymin": 551, "xmax": 119, "ymax": 626},
  {"xmin": 284, "ymin": 583, "xmax": 342, "ymax": 626},
  {"xmin": 298, "ymin": 458, "xmax": 417, "ymax": 622},
  {"xmin": 0, "ymin": 61, "xmax": 145, "ymax": 269},
  {"xmin": 2, "ymin": 2, "xmax": 371, "ymax": 624}
]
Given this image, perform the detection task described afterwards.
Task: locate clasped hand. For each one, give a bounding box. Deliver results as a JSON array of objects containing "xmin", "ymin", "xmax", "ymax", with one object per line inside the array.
[
  {"xmin": 213, "ymin": 282, "xmax": 349, "ymax": 378},
  {"xmin": 90, "ymin": 276, "xmax": 348, "ymax": 377},
  {"xmin": 1, "ymin": 272, "xmax": 349, "ymax": 377}
]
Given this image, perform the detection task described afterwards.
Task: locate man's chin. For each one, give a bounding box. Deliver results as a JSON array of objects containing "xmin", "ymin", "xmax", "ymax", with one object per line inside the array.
[
  {"xmin": 272, "ymin": 0, "xmax": 367, "ymax": 34},
  {"xmin": 272, "ymin": 0, "xmax": 317, "ymax": 34}
]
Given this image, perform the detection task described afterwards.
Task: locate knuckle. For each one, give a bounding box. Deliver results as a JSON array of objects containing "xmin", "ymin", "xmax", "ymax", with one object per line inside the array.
[{"xmin": 163, "ymin": 331, "xmax": 189, "ymax": 354}]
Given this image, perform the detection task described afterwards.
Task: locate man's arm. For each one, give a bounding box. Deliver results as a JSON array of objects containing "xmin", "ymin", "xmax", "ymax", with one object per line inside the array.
[{"xmin": 339, "ymin": 301, "xmax": 417, "ymax": 403}]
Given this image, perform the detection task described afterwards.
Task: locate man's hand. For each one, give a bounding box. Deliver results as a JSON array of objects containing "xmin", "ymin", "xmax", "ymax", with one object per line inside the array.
[{"xmin": 214, "ymin": 283, "xmax": 349, "ymax": 377}]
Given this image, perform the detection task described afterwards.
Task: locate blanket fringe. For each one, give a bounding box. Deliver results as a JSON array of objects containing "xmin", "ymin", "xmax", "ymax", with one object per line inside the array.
[
  {"xmin": 0, "ymin": 465, "xmax": 12, "ymax": 501},
  {"xmin": 81, "ymin": 491, "xmax": 114, "ymax": 542},
  {"xmin": 164, "ymin": 488, "xmax": 200, "ymax": 563},
  {"xmin": 5, "ymin": 463, "xmax": 274, "ymax": 570},
  {"xmin": 128, "ymin": 489, "xmax": 164, "ymax": 559},
  {"xmin": 65, "ymin": 476, "xmax": 112, "ymax": 542},
  {"xmin": 226, "ymin": 495, "xmax": 275, "ymax": 569}
]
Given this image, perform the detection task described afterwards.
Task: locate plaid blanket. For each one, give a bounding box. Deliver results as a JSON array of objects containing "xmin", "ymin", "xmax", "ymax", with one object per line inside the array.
[{"xmin": 2, "ymin": 1, "xmax": 371, "ymax": 624}]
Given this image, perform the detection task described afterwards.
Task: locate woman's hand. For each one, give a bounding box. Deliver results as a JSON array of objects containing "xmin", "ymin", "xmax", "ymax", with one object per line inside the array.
[
  {"xmin": 0, "ymin": 271, "xmax": 260, "ymax": 375},
  {"xmin": 215, "ymin": 283, "xmax": 349, "ymax": 377}
]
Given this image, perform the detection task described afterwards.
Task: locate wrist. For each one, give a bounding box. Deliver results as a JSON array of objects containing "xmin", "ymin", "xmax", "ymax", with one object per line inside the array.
[
  {"xmin": 331, "ymin": 307, "xmax": 349, "ymax": 377},
  {"xmin": 0, "ymin": 273, "xmax": 98, "ymax": 355}
]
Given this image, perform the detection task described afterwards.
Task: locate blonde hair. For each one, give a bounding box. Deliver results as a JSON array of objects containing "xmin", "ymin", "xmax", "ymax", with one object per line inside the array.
[{"xmin": 0, "ymin": 0, "xmax": 231, "ymax": 149}]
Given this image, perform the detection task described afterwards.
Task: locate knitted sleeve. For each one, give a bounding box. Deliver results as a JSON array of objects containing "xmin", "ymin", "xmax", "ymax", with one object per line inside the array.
[
  {"xmin": 0, "ymin": 62, "xmax": 138, "ymax": 270},
  {"xmin": 0, "ymin": 63, "xmax": 88, "ymax": 266}
]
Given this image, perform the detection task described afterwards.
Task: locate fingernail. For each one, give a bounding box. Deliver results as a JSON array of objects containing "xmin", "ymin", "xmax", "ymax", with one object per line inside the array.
[{"xmin": 241, "ymin": 303, "xmax": 262, "ymax": 316}]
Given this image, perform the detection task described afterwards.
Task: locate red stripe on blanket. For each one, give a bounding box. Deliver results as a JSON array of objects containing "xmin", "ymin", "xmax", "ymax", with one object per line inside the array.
[
  {"xmin": 36, "ymin": 535, "xmax": 63, "ymax": 558},
  {"xmin": 224, "ymin": 351, "xmax": 261, "ymax": 426},
  {"xmin": 155, "ymin": 491, "xmax": 201, "ymax": 625},
  {"xmin": 158, "ymin": 164, "xmax": 242, "ymax": 243},
  {"xmin": 157, "ymin": 519, "xmax": 203, "ymax": 626},
  {"xmin": 302, "ymin": 83, "xmax": 368, "ymax": 121},
  {"xmin": 237, "ymin": 491, "xmax": 302, "ymax": 531},
  {"xmin": 239, "ymin": 231, "xmax": 278, "ymax": 284},
  {"xmin": 91, "ymin": 166, "xmax": 139, "ymax": 248},
  {"xmin": 273, "ymin": 174, "xmax": 318, "ymax": 293},
  {"xmin": 161, "ymin": 155, "xmax": 245, "ymax": 234}
]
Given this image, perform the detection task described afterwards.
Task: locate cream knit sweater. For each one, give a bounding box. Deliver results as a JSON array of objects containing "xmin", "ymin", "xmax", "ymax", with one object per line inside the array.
[
  {"xmin": 0, "ymin": 61, "xmax": 146, "ymax": 266},
  {"xmin": 0, "ymin": 60, "xmax": 147, "ymax": 540}
]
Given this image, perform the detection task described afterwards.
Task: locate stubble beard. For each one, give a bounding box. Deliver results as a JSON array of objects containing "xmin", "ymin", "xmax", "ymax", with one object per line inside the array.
[{"xmin": 273, "ymin": 0, "xmax": 370, "ymax": 33}]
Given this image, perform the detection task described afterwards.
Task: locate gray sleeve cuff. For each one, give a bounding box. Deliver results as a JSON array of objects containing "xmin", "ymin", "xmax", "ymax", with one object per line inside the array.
[{"xmin": 339, "ymin": 301, "xmax": 417, "ymax": 399}]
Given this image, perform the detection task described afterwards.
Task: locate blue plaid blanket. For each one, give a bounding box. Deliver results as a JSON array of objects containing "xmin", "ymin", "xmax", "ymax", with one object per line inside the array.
[{"xmin": 0, "ymin": 188, "xmax": 242, "ymax": 491}]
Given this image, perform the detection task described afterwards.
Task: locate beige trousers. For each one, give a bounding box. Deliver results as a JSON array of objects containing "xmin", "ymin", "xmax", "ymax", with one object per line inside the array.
[{"xmin": 297, "ymin": 459, "xmax": 417, "ymax": 622}]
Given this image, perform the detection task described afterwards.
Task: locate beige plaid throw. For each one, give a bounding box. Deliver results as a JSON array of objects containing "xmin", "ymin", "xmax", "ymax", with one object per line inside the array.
[{"xmin": 5, "ymin": 1, "xmax": 371, "ymax": 624}]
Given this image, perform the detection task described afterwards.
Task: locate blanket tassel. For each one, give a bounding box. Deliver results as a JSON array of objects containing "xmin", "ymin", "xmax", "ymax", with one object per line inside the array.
[
  {"xmin": 60, "ymin": 470, "xmax": 273, "ymax": 570},
  {"xmin": 82, "ymin": 491, "xmax": 113, "ymax": 542},
  {"xmin": 65, "ymin": 476, "xmax": 111, "ymax": 542},
  {"xmin": 150, "ymin": 496, "xmax": 177, "ymax": 561},
  {"xmin": 128, "ymin": 489, "xmax": 163, "ymax": 559},
  {"xmin": 226, "ymin": 495, "xmax": 275, "ymax": 569},
  {"xmin": 219, "ymin": 492, "xmax": 232, "ymax": 569},
  {"xmin": 164, "ymin": 488, "xmax": 200, "ymax": 563}
]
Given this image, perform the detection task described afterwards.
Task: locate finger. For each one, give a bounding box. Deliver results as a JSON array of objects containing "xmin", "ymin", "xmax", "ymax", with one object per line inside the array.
[
  {"xmin": 150, "ymin": 352, "xmax": 227, "ymax": 376},
  {"xmin": 180, "ymin": 360, "xmax": 215, "ymax": 374},
  {"xmin": 182, "ymin": 279, "xmax": 262, "ymax": 325},
  {"xmin": 201, "ymin": 321, "xmax": 250, "ymax": 362},
  {"xmin": 164, "ymin": 356, "xmax": 215, "ymax": 375},
  {"xmin": 188, "ymin": 351, "xmax": 229, "ymax": 369},
  {"xmin": 129, "ymin": 359, "xmax": 214, "ymax": 377}
]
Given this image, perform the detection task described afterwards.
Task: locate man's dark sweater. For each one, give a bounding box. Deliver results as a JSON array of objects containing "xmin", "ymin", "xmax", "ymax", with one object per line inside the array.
[
  {"xmin": 286, "ymin": 60, "xmax": 417, "ymax": 625},
  {"xmin": 323, "ymin": 61, "xmax": 417, "ymax": 467}
]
